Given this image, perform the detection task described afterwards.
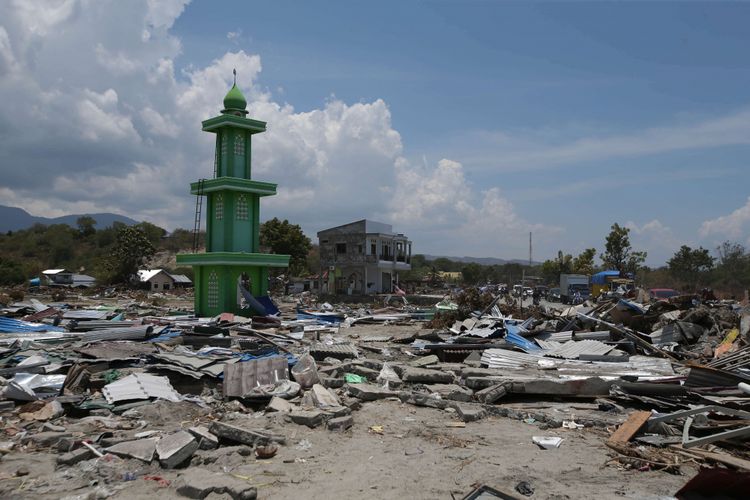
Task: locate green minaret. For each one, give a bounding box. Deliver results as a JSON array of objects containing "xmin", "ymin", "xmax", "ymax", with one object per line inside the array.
[{"xmin": 177, "ymin": 73, "xmax": 289, "ymax": 316}]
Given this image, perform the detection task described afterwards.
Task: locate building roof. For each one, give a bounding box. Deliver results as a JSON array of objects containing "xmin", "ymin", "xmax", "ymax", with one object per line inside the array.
[
  {"xmin": 42, "ymin": 269, "xmax": 71, "ymax": 275},
  {"xmin": 318, "ymin": 219, "xmax": 407, "ymax": 238},
  {"xmin": 137, "ymin": 269, "xmax": 192, "ymax": 284},
  {"xmin": 223, "ymin": 83, "xmax": 247, "ymax": 111},
  {"xmin": 137, "ymin": 269, "xmax": 168, "ymax": 282}
]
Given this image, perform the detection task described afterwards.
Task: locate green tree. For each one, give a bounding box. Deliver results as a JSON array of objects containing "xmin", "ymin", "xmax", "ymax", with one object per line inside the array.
[
  {"xmin": 600, "ymin": 223, "xmax": 647, "ymax": 274},
  {"xmin": 259, "ymin": 218, "xmax": 312, "ymax": 276},
  {"xmin": 667, "ymin": 245, "xmax": 714, "ymax": 291},
  {"xmin": 134, "ymin": 221, "xmax": 167, "ymax": 247},
  {"xmin": 0, "ymin": 257, "xmax": 26, "ymax": 285},
  {"xmin": 104, "ymin": 226, "xmax": 156, "ymax": 284},
  {"xmin": 572, "ymin": 248, "xmax": 597, "ymax": 275},
  {"xmin": 76, "ymin": 216, "xmax": 97, "ymax": 237},
  {"xmin": 540, "ymin": 250, "xmax": 572, "ymax": 283},
  {"xmin": 714, "ymin": 241, "xmax": 749, "ymax": 295},
  {"xmin": 461, "ymin": 262, "xmax": 483, "ymax": 285}
]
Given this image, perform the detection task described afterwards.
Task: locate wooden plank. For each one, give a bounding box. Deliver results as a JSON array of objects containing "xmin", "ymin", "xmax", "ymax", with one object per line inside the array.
[
  {"xmin": 669, "ymin": 445, "xmax": 750, "ymax": 471},
  {"xmin": 607, "ymin": 410, "xmax": 652, "ymax": 446}
]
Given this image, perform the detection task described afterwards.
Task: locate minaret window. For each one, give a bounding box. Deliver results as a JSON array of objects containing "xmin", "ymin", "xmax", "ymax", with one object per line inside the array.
[
  {"xmin": 207, "ymin": 271, "xmax": 219, "ymax": 309},
  {"xmin": 221, "ymin": 133, "xmax": 228, "ymax": 157},
  {"xmin": 234, "ymin": 131, "xmax": 245, "ymax": 156},
  {"xmin": 236, "ymin": 194, "xmax": 248, "ymax": 220},
  {"xmin": 215, "ymin": 194, "xmax": 224, "ymax": 220}
]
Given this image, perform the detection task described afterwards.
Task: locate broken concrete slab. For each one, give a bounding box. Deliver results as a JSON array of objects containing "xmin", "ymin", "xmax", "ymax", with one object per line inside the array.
[
  {"xmin": 156, "ymin": 430, "xmax": 198, "ymax": 468},
  {"xmin": 475, "ymin": 383, "xmax": 510, "ymax": 404},
  {"xmin": 191, "ymin": 446, "xmax": 254, "ymax": 466},
  {"xmin": 24, "ymin": 431, "xmax": 72, "ymax": 448},
  {"xmin": 409, "ymin": 354, "xmax": 439, "ymax": 367},
  {"xmin": 326, "ymin": 415, "xmax": 353, "ymax": 432},
  {"xmin": 427, "ymin": 384, "xmax": 473, "ymax": 402},
  {"xmin": 209, "ymin": 421, "xmax": 285, "ymax": 446},
  {"xmin": 105, "ymin": 437, "xmax": 158, "ymax": 463},
  {"xmin": 290, "ymin": 409, "xmax": 326, "ymax": 428},
  {"xmin": 310, "ymin": 383, "xmax": 341, "ymax": 408},
  {"xmin": 266, "ymin": 396, "xmax": 294, "ymax": 413},
  {"xmin": 398, "ymin": 391, "xmax": 450, "ymax": 410},
  {"xmin": 398, "ymin": 367, "xmax": 454, "ymax": 384},
  {"xmin": 454, "ymin": 404, "xmax": 488, "ymax": 422},
  {"xmin": 175, "ymin": 468, "xmax": 257, "ymax": 499},
  {"xmin": 188, "ymin": 426, "xmax": 219, "ymax": 450},
  {"xmin": 57, "ymin": 447, "xmax": 95, "ymax": 466},
  {"xmin": 346, "ymin": 383, "xmax": 397, "ymax": 401}
]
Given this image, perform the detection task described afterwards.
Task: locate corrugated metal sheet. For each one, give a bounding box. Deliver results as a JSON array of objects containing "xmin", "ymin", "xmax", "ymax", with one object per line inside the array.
[
  {"xmin": 78, "ymin": 325, "xmax": 154, "ymax": 342},
  {"xmin": 310, "ymin": 343, "xmax": 358, "ymax": 358},
  {"xmin": 480, "ymin": 349, "xmax": 543, "ymax": 369},
  {"xmin": 102, "ymin": 373, "xmax": 180, "ymax": 403},
  {"xmin": 62, "ymin": 310, "xmax": 110, "ymax": 320},
  {"xmin": 543, "ymin": 339, "xmax": 614, "ymax": 359},
  {"xmin": 0, "ymin": 317, "xmax": 64, "ymax": 333}
]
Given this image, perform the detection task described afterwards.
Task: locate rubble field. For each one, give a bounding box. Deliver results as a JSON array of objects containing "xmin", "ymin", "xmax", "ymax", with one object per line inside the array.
[{"xmin": 1, "ymin": 290, "xmax": 749, "ymax": 499}]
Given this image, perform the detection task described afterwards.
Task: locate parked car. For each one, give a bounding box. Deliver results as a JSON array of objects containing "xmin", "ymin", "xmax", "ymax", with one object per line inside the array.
[
  {"xmin": 548, "ymin": 288, "xmax": 561, "ymax": 302},
  {"xmin": 649, "ymin": 288, "xmax": 680, "ymax": 301}
]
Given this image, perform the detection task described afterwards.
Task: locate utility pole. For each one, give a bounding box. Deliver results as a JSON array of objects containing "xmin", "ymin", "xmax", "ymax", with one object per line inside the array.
[{"xmin": 529, "ymin": 232, "xmax": 532, "ymax": 267}]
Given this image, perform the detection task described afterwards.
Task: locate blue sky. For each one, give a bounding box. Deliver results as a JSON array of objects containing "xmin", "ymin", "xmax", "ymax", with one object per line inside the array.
[{"xmin": 1, "ymin": 0, "xmax": 749, "ymax": 266}]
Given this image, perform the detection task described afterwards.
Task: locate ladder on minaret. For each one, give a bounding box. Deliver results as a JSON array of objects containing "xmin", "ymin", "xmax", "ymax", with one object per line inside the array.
[{"xmin": 192, "ymin": 178, "xmax": 206, "ymax": 252}]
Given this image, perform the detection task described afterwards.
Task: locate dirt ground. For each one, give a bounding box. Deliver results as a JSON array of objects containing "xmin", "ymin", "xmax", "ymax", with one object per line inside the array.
[{"xmin": 0, "ymin": 316, "xmax": 699, "ymax": 499}]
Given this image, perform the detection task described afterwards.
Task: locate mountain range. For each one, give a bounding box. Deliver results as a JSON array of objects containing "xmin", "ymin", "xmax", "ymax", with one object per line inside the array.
[
  {"xmin": 0, "ymin": 204, "xmax": 138, "ymax": 233},
  {"xmin": 422, "ymin": 254, "xmax": 540, "ymax": 266}
]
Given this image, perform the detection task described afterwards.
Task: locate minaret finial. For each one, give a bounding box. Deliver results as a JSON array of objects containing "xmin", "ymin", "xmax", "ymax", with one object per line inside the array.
[{"xmin": 233, "ymin": 68, "xmax": 237, "ymax": 86}]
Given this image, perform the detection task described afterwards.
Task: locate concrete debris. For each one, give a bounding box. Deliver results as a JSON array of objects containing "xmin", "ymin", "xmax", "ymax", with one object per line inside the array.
[
  {"xmin": 1, "ymin": 287, "xmax": 749, "ymax": 498},
  {"xmin": 105, "ymin": 437, "xmax": 158, "ymax": 462}
]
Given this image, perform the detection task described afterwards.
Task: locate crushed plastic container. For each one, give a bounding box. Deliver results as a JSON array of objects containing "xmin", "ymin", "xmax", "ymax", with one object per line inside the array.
[{"xmin": 291, "ymin": 353, "xmax": 319, "ymax": 389}]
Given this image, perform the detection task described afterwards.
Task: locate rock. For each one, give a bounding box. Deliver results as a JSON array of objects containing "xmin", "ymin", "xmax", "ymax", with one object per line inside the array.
[
  {"xmin": 326, "ymin": 415, "xmax": 353, "ymax": 432},
  {"xmin": 454, "ymin": 404, "xmax": 487, "ymax": 422},
  {"xmin": 290, "ymin": 409, "xmax": 325, "ymax": 428},
  {"xmin": 188, "ymin": 426, "xmax": 219, "ymax": 450},
  {"xmin": 266, "ymin": 396, "xmax": 294, "ymax": 413},
  {"xmin": 209, "ymin": 421, "xmax": 285, "ymax": 446},
  {"xmin": 346, "ymin": 383, "xmax": 396, "ymax": 401},
  {"xmin": 57, "ymin": 447, "xmax": 95, "ymax": 466},
  {"xmin": 399, "ymin": 367, "xmax": 454, "ymax": 384},
  {"xmin": 191, "ymin": 446, "xmax": 253, "ymax": 465},
  {"xmin": 428, "ymin": 384, "xmax": 473, "ymax": 402},
  {"xmin": 105, "ymin": 437, "xmax": 158, "ymax": 463},
  {"xmin": 156, "ymin": 430, "xmax": 198, "ymax": 469},
  {"xmin": 15, "ymin": 465, "xmax": 30, "ymax": 476},
  {"xmin": 19, "ymin": 400, "xmax": 64, "ymax": 421},
  {"xmin": 175, "ymin": 468, "xmax": 256, "ymax": 499},
  {"xmin": 319, "ymin": 377, "xmax": 344, "ymax": 389},
  {"xmin": 409, "ymin": 355, "xmax": 439, "ymax": 367},
  {"xmin": 475, "ymin": 383, "xmax": 509, "ymax": 404},
  {"xmin": 361, "ymin": 358, "xmax": 384, "ymax": 371}
]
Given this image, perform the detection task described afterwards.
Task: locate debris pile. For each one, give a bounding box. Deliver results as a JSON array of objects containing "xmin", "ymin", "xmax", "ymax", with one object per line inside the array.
[{"xmin": 1, "ymin": 290, "xmax": 748, "ymax": 497}]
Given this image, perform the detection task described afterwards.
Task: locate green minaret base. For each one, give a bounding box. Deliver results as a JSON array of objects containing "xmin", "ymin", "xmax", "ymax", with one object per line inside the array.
[{"xmin": 177, "ymin": 75, "xmax": 290, "ymax": 317}]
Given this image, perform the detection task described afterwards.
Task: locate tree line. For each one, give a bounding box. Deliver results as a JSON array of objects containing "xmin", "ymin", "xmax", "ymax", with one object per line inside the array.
[
  {"xmin": 402, "ymin": 223, "xmax": 749, "ymax": 297},
  {"xmin": 0, "ymin": 216, "xmax": 312, "ymax": 286}
]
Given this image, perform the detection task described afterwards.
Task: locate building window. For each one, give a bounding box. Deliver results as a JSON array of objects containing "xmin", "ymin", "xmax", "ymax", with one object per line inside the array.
[
  {"xmin": 153, "ymin": 283, "xmax": 158, "ymax": 289},
  {"xmin": 221, "ymin": 133, "xmax": 228, "ymax": 157},
  {"xmin": 358, "ymin": 245, "xmax": 363, "ymax": 254},
  {"xmin": 336, "ymin": 243, "xmax": 346, "ymax": 254},
  {"xmin": 215, "ymin": 194, "xmax": 223, "ymax": 220},
  {"xmin": 236, "ymin": 194, "xmax": 248, "ymax": 220},
  {"xmin": 208, "ymin": 271, "xmax": 219, "ymax": 309},
  {"xmin": 214, "ymin": 147, "xmax": 219, "ymax": 174},
  {"xmin": 163, "ymin": 283, "xmax": 170, "ymax": 290},
  {"xmin": 234, "ymin": 131, "xmax": 245, "ymax": 156},
  {"xmin": 371, "ymin": 239, "xmax": 376, "ymax": 255}
]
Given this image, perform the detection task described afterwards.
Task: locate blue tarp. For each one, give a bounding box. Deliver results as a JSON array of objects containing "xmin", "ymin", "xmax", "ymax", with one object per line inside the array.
[{"xmin": 591, "ymin": 270, "xmax": 620, "ymax": 285}]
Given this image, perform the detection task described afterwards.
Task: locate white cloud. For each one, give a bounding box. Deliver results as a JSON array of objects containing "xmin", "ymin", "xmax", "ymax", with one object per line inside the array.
[
  {"xmin": 0, "ymin": 0, "xmax": 551, "ymax": 262},
  {"xmin": 699, "ymin": 197, "xmax": 750, "ymax": 243},
  {"xmin": 227, "ymin": 29, "xmax": 242, "ymax": 41},
  {"xmin": 464, "ymin": 108, "xmax": 750, "ymax": 172}
]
